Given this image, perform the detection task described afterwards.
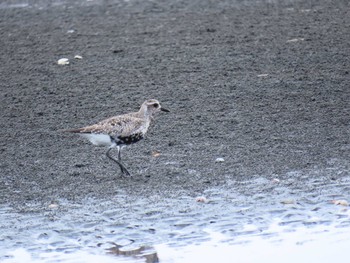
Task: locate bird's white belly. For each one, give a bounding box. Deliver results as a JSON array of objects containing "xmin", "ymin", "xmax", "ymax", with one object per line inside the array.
[{"xmin": 79, "ymin": 133, "xmax": 112, "ymax": 146}]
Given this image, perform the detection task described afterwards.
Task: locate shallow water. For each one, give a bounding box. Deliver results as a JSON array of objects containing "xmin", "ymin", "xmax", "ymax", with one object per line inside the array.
[
  {"xmin": 4, "ymin": 225, "xmax": 350, "ymax": 263},
  {"xmin": 1, "ymin": 169, "xmax": 350, "ymax": 262}
]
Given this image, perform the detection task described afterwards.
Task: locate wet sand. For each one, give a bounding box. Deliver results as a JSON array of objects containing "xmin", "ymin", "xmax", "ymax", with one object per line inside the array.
[{"xmin": 0, "ymin": 0, "xmax": 349, "ymax": 261}]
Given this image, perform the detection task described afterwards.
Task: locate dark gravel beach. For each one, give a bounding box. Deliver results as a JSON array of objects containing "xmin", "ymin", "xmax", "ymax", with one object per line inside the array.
[{"xmin": 0, "ymin": 0, "xmax": 349, "ymax": 261}]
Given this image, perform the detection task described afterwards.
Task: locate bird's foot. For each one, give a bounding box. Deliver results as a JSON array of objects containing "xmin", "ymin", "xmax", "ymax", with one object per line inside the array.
[{"xmin": 120, "ymin": 166, "xmax": 131, "ymax": 177}]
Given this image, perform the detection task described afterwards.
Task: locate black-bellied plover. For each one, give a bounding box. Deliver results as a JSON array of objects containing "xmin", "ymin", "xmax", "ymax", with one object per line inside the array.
[{"xmin": 62, "ymin": 99, "xmax": 169, "ymax": 176}]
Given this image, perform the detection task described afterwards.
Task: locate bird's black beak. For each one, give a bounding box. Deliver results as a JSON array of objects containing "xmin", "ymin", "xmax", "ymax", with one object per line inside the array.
[{"xmin": 161, "ymin": 107, "xmax": 170, "ymax": 112}]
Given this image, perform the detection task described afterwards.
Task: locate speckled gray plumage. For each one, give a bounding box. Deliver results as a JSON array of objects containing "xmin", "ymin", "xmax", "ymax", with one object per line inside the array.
[{"xmin": 63, "ymin": 99, "xmax": 168, "ymax": 141}]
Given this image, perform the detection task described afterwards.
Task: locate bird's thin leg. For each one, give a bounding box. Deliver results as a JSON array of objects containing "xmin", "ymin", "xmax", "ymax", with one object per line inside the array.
[
  {"xmin": 117, "ymin": 146, "xmax": 131, "ymax": 176},
  {"xmin": 106, "ymin": 147, "xmax": 130, "ymax": 176},
  {"xmin": 117, "ymin": 146, "xmax": 122, "ymax": 161},
  {"xmin": 106, "ymin": 147, "xmax": 131, "ymax": 176},
  {"xmin": 115, "ymin": 146, "xmax": 129, "ymax": 175}
]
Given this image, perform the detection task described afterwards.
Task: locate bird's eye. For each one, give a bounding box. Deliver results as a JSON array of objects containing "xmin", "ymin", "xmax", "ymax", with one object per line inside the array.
[{"xmin": 153, "ymin": 103, "xmax": 159, "ymax": 108}]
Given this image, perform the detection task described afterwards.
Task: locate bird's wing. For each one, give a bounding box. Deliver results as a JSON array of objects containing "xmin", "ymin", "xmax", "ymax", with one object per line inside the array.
[{"xmin": 72, "ymin": 115, "xmax": 144, "ymax": 137}]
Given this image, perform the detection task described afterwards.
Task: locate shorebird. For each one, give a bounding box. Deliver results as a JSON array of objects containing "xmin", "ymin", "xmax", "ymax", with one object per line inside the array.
[{"xmin": 62, "ymin": 99, "xmax": 169, "ymax": 176}]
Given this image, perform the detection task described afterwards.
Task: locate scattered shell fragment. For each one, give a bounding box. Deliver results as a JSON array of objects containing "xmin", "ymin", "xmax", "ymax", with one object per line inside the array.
[
  {"xmin": 57, "ymin": 58, "xmax": 69, "ymax": 65},
  {"xmin": 151, "ymin": 151, "xmax": 161, "ymax": 157},
  {"xmin": 48, "ymin": 203, "xmax": 59, "ymax": 209},
  {"xmin": 67, "ymin": 29, "xmax": 75, "ymax": 34},
  {"xmin": 215, "ymin": 157, "xmax": 225, "ymax": 163},
  {"xmin": 286, "ymin": 38, "xmax": 305, "ymax": 43},
  {"xmin": 331, "ymin": 200, "xmax": 349, "ymax": 206},
  {"xmin": 281, "ymin": 199, "xmax": 295, "ymax": 205},
  {"xmin": 272, "ymin": 178, "xmax": 280, "ymax": 183},
  {"xmin": 195, "ymin": 196, "xmax": 209, "ymax": 203},
  {"xmin": 74, "ymin": 55, "xmax": 83, "ymax": 59},
  {"xmin": 257, "ymin": 74, "xmax": 269, "ymax": 77}
]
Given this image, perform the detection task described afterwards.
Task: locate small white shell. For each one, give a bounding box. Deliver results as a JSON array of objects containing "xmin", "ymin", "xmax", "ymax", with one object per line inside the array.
[
  {"xmin": 74, "ymin": 55, "xmax": 83, "ymax": 59},
  {"xmin": 195, "ymin": 196, "xmax": 209, "ymax": 203},
  {"xmin": 281, "ymin": 199, "xmax": 295, "ymax": 205},
  {"xmin": 272, "ymin": 178, "xmax": 280, "ymax": 183},
  {"xmin": 286, "ymin": 38, "xmax": 304, "ymax": 43},
  {"xmin": 332, "ymin": 200, "xmax": 349, "ymax": 206},
  {"xmin": 151, "ymin": 150, "xmax": 161, "ymax": 157},
  {"xmin": 57, "ymin": 58, "xmax": 69, "ymax": 65},
  {"xmin": 215, "ymin": 157, "xmax": 225, "ymax": 163},
  {"xmin": 257, "ymin": 74, "xmax": 269, "ymax": 77},
  {"xmin": 48, "ymin": 203, "xmax": 59, "ymax": 209}
]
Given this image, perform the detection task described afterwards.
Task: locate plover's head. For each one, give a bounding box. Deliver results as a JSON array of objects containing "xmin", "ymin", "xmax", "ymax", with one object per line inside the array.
[{"xmin": 141, "ymin": 99, "xmax": 170, "ymax": 116}]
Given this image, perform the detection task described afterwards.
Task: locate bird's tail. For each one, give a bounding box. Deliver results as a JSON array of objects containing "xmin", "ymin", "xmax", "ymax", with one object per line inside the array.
[{"xmin": 59, "ymin": 128, "xmax": 84, "ymax": 133}]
